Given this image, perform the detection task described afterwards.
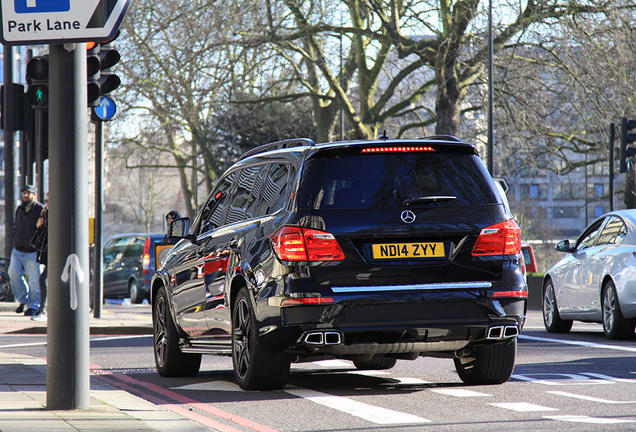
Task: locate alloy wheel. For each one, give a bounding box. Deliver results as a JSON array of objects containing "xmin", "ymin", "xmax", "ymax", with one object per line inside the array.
[
  {"xmin": 603, "ymin": 286, "xmax": 616, "ymax": 334},
  {"xmin": 543, "ymin": 283, "xmax": 556, "ymax": 327},
  {"xmin": 154, "ymin": 295, "xmax": 167, "ymax": 368},
  {"xmin": 233, "ymin": 297, "xmax": 252, "ymax": 380}
]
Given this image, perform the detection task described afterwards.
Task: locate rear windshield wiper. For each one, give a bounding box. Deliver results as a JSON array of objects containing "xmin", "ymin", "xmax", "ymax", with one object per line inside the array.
[{"xmin": 403, "ymin": 196, "xmax": 457, "ymax": 206}]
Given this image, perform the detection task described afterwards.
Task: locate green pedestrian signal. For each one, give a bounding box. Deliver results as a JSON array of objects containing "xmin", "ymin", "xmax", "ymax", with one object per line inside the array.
[{"xmin": 26, "ymin": 56, "xmax": 49, "ymax": 109}]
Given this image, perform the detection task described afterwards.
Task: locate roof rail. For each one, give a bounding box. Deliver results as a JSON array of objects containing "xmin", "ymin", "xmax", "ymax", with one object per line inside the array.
[
  {"xmin": 238, "ymin": 138, "xmax": 316, "ymax": 161},
  {"xmin": 417, "ymin": 135, "xmax": 462, "ymax": 142}
]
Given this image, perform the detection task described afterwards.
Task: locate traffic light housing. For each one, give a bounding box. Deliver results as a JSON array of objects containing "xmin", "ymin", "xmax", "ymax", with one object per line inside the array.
[
  {"xmin": 99, "ymin": 42, "xmax": 121, "ymax": 96},
  {"xmin": 87, "ymin": 42, "xmax": 101, "ymax": 107},
  {"xmin": 1, "ymin": 83, "xmax": 25, "ymax": 131},
  {"xmin": 26, "ymin": 56, "xmax": 49, "ymax": 109},
  {"xmin": 619, "ymin": 117, "xmax": 636, "ymax": 173}
]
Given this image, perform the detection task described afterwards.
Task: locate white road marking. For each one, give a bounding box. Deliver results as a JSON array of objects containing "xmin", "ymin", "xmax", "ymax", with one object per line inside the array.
[
  {"xmin": 548, "ymin": 391, "xmax": 636, "ymax": 404},
  {"xmin": 512, "ymin": 373, "xmax": 612, "ymax": 386},
  {"xmin": 387, "ymin": 377, "xmax": 431, "ymax": 385},
  {"xmin": 172, "ymin": 381, "xmax": 243, "ymax": 392},
  {"xmin": 519, "ymin": 334, "xmax": 636, "ymax": 353},
  {"xmin": 0, "ymin": 334, "xmax": 150, "ymax": 349},
  {"xmin": 582, "ymin": 372, "xmax": 636, "ymax": 384},
  {"xmin": 285, "ymin": 387, "xmax": 430, "ymax": 424},
  {"xmin": 314, "ymin": 360, "xmax": 351, "ymax": 368},
  {"xmin": 490, "ymin": 402, "xmax": 558, "ymax": 412},
  {"xmin": 431, "ymin": 389, "xmax": 491, "ymax": 397},
  {"xmin": 544, "ymin": 415, "xmax": 635, "ymax": 424}
]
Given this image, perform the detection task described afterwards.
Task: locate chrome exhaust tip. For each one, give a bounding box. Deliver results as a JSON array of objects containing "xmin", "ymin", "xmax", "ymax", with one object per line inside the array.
[
  {"xmin": 487, "ymin": 326, "xmax": 503, "ymax": 339},
  {"xmin": 304, "ymin": 332, "xmax": 324, "ymax": 345},
  {"xmin": 504, "ymin": 325, "xmax": 519, "ymax": 338},
  {"xmin": 324, "ymin": 332, "xmax": 341, "ymax": 345}
]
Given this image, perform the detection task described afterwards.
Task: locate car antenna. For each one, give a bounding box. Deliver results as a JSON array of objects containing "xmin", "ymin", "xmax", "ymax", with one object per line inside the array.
[{"xmin": 378, "ymin": 130, "xmax": 389, "ymax": 140}]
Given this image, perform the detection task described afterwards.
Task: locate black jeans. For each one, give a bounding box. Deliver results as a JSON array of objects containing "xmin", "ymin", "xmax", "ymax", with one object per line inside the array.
[{"xmin": 39, "ymin": 265, "xmax": 47, "ymax": 312}]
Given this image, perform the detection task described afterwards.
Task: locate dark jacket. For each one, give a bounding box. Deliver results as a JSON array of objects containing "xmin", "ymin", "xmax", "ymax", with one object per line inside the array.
[
  {"xmin": 13, "ymin": 201, "xmax": 45, "ymax": 253},
  {"xmin": 31, "ymin": 210, "xmax": 48, "ymax": 264}
]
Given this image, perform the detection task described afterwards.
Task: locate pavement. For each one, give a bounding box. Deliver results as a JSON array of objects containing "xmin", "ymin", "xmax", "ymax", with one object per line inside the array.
[{"xmin": 0, "ymin": 300, "xmax": 225, "ymax": 432}]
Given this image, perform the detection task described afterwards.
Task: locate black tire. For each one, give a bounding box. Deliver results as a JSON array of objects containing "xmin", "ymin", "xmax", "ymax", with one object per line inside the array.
[
  {"xmin": 602, "ymin": 280, "xmax": 635, "ymax": 340},
  {"xmin": 153, "ymin": 286, "xmax": 201, "ymax": 377},
  {"xmin": 232, "ymin": 286, "xmax": 290, "ymax": 390},
  {"xmin": 129, "ymin": 279, "xmax": 143, "ymax": 304},
  {"xmin": 353, "ymin": 357, "xmax": 397, "ymax": 370},
  {"xmin": 543, "ymin": 279, "xmax": 573, "ymax": 333},
  {"xmin": 454, "ymin": 339, "xmax": 517, "ymax": 385}
]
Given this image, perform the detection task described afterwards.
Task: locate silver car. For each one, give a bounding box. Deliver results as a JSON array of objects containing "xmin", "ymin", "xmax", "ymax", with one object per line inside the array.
[{"xmin": 543, "ymin": 210, "xmax": 636, "ymax": 340}]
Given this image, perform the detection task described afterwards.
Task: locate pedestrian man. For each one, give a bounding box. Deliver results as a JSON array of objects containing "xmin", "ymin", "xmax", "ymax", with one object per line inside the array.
[
  {"xmin": 9, "ymin": 185, "xmax": 44, "ymax": 316},
  {"xmin": 30, "ymin": 192, "xmax": 48, "ymax": 321},
  {"xmin": 163, "ymin": 210, "xmax": 182, "ymax": 243}
]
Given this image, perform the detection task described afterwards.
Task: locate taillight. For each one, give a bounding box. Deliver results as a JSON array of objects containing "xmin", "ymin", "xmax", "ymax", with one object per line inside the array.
[
  {"xmin": 472, "ymin": 219, "xmax": 521, "ymax": 256},
  {"xmin": 281, "ymin": 297, "xmax": 335, "ymax": 306},
  {"xmin": 142, "ymin": 237, "xmax": 151, "ymax": 273},
  {"xmin": 491, "ymin": 290, "xmax": 528, "ymax": 298},
  {"xmin": 271, "ymin": 227, "xmax": 345, "ymax": 261}
]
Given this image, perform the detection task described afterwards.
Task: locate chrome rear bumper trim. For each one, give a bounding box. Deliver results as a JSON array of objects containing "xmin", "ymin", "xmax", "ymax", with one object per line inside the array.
[{"xmin": 331, "ymin": 282, "xmax": 493, "ymax": 293}]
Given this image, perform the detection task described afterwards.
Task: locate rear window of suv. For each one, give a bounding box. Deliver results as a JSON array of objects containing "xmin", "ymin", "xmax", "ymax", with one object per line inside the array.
[{"xmin": 298, "ymin": 150, "xmax": 499, "ymax": 210}]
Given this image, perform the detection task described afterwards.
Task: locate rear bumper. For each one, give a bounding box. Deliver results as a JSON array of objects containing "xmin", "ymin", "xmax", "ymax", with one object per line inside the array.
[{"xmin": 259, "ymin": 290, "xmax": 526, "ymax": 357}]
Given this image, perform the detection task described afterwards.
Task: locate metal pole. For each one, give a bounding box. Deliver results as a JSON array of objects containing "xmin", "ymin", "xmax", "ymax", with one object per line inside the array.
[
  {"xmin": 46, "ymin": 43, "xmax": 90, "ymax": 410},
  {"xmin": 339, "ymin": 31, "xmax": 344, "ymax": 141},
  {"xmin": 192, "ymin": 140, "xmax": 198, "ymax": 213},
  {"xmin": 94, "ymin": 121, "xmax": 103, "ymax": 318},
  {"xmin": 487, "ymin": 0, "xmax": 494, "ymax": 175},
  {"xmin": 35, "ymin": 110, "xmax": 47, "ymax": 196},
  {"xmin": 3, "ymin": 45, "xmax": 18, "ymax": 259},
  {"xmin": 609, "ymin": 123, "xmax": 615, "ymax": 212}
]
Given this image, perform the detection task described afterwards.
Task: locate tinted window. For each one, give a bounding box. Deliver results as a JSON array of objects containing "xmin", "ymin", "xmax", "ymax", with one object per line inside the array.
[
  {"xmin": 596, "ymin": 217, "xmax": 627, "ymax": 246},
  {"xmin": 298, "ymin": 152, "xmax": 498, "ymax": 210},
  {"xmin": 577, "ymin": 219, "xmax": 604, "ymax": 251},
  {"xmin": 226, "ymin": 166, "xmax": 265, "ymax": 224},
  {"xmin": 199, "ymin": 171, "xmax": 236, "ymax": 233},
  {"xmin": 104, "ymin": 236, "xmax": 143, "ymax": 262},
  {"xmin": 260, "ymin": 163, "xmax": 290, "ymax": 215}
]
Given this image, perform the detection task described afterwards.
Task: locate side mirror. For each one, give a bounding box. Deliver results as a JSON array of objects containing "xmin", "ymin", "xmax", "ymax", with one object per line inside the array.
[
  {"xmin": 555, "ymin": 239, "xmax": 573, "ymax": 253},
  {"xmin": 168, "ymin": 217, "xmax": 190, "ymax": 239}
]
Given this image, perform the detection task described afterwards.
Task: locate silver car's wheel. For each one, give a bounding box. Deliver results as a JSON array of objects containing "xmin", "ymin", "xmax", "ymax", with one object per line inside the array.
[
  {"xmin": 543, "ymin": 279, "xmax": 572, "ymax": 333},
  {"xmin": 602, "ymin": 281, "xmax": 635, "ymax": 340}
]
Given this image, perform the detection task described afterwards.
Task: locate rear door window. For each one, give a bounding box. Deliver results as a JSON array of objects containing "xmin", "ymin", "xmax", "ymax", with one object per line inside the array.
[
  {"xmin": 259, "ymin": 163, "xmax": 290, "ymax": 215},
  {"xmin": 298, "ymin": 150, "xmax": 498, "ymax": 210},
  {"xmin": 199, "ymin": 171, "xmax": 237, "ymax": 234}
]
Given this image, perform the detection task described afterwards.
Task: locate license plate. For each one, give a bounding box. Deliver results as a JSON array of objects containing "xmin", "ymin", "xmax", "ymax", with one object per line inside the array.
[{"xmin": 372, "ymin": 242, "xmax": 445, "ymax": 260}]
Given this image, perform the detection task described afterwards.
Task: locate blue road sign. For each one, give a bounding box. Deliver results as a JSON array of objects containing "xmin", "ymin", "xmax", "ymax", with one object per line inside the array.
[
  {"xmin": 93, "ymin": 96, "xmax": 116, "ymax": 121},
  {"xmin": 14, "ymin": 0, "xmax": 70, "ymax": 14}
]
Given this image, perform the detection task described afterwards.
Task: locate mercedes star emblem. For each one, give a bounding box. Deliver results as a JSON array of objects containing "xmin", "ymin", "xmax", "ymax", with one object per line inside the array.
[{"xmin": 401, "ymin": 210, "xmax": 416, "ymax": 224}]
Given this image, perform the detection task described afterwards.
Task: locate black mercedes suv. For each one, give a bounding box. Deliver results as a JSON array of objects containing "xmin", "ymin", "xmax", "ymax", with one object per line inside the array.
[{"xmin": 151, "ymin": 136, "xmax": 527, "ymax": 390}]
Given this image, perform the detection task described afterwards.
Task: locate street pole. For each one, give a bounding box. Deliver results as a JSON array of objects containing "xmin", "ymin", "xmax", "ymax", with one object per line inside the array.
[
  {"xmin": 487, "ymin": 0, "xmax": 494, "ymax": 175},
  {"xmin": 3, "ymin": 45, "xmax": 18, "ymax": 260},
  {"xmin": 46, "ymin": 43, "xmax": 90, "ymax": 410},
  {"xmin": 609, "ymin": 123, "xmax": 615, "ymax": 212},
  {"xmin": 94, "ymin": 121, "xmax": 104, "ymax": 318}
]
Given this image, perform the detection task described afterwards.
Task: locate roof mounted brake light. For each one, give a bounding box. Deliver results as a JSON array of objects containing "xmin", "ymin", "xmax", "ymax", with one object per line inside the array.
[{"xmin": 361, "ymin": 146, "xmax": 435, "ymax": 153}]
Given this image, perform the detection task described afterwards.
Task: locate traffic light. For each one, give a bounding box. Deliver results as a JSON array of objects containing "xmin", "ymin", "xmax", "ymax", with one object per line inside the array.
[
  {"xmin": 619, "ymin": 117, "xmax": 636, "ymax": 173},
  {"xmin": 99, "ymin": 42, "xmax": 121, "ymax": 96},
  {"xmin": 26, "ymin": 56, "xmax": 49, "ymax": 109},
  {"xmin": 87, "ymin": 41, "xmax": 101, "ymax": 107},
  {"xmin": 1, "ymin": 83, "xmax": 25, "ymax": 131}
]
